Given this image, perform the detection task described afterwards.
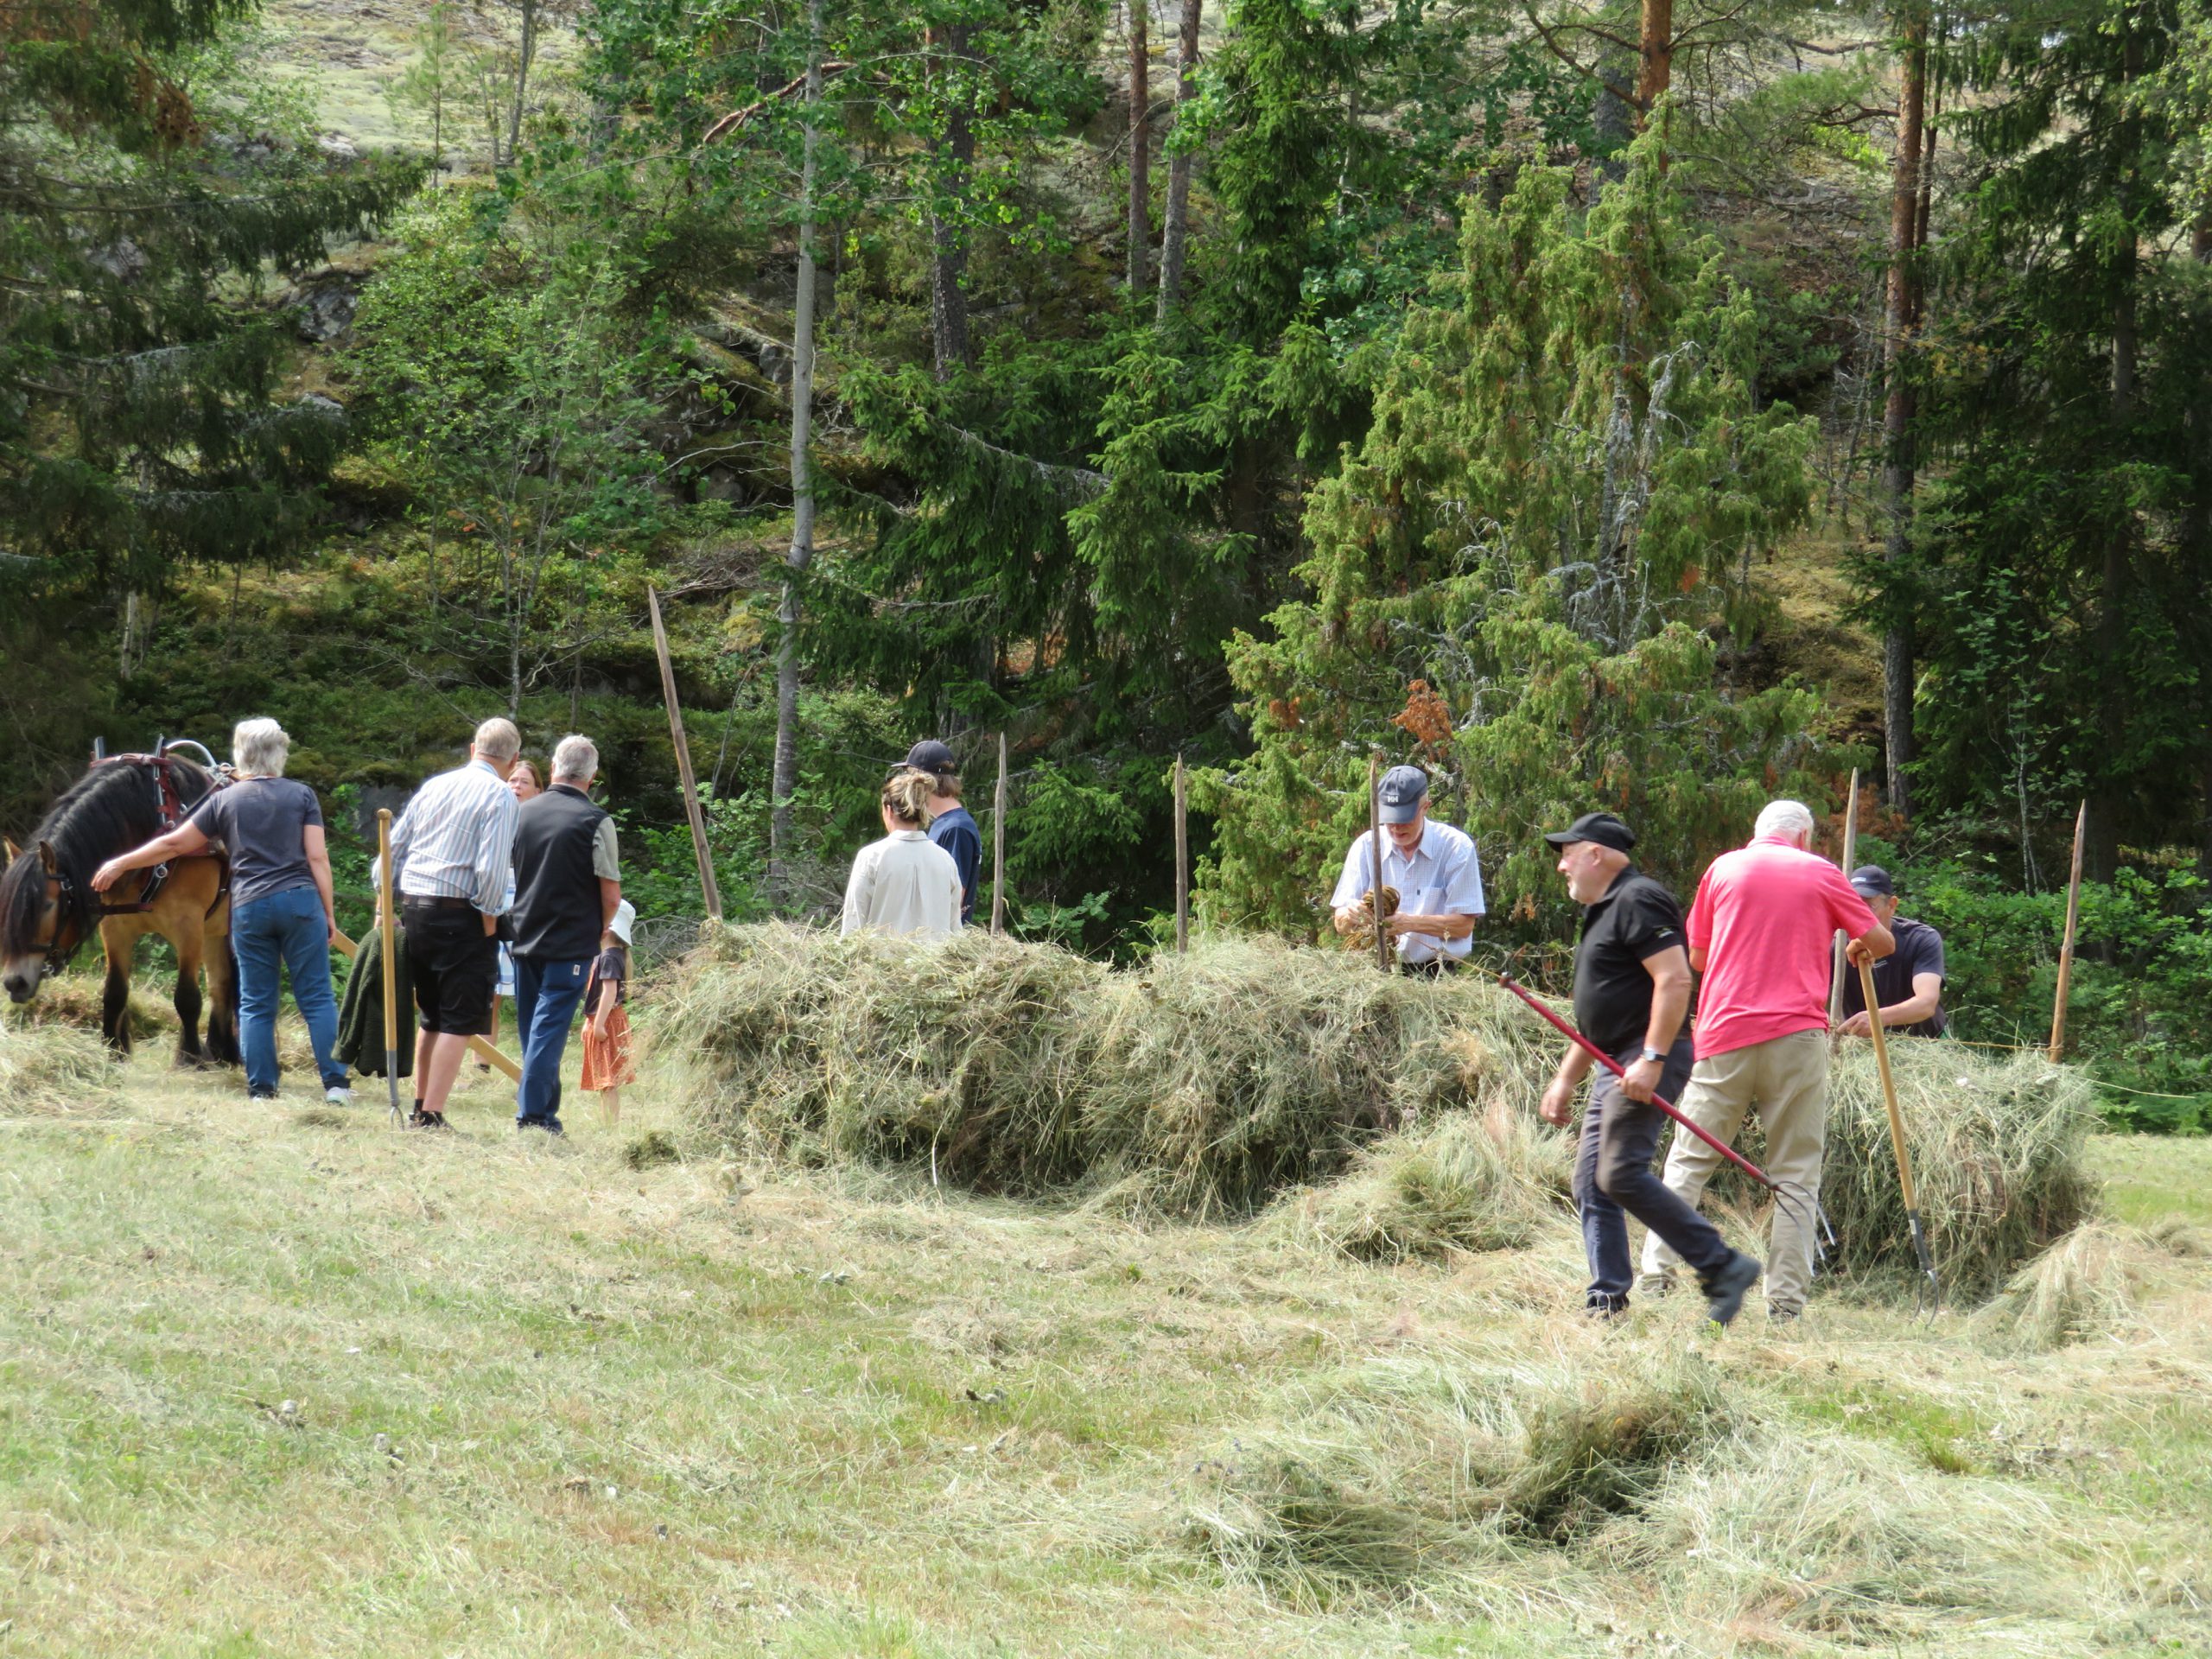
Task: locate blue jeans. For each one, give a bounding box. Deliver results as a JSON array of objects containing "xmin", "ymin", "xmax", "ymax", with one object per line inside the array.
[
  {"xmin": 1573, "ymin": 1039, "xmax": 1732, "ymax": 1310},
  {"xmin": 231, "ymin": 885, "xmax": 344, "ymax": 1096},
  {"xmin": 512, "ymin": 955, "xmax": 590, "ymax": 1129}
]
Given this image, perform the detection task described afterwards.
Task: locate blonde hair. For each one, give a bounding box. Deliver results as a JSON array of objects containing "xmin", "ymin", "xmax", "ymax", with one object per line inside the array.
[{"xmin": 881, "ymin": 768, "xmax": 935, "ymax": 827}]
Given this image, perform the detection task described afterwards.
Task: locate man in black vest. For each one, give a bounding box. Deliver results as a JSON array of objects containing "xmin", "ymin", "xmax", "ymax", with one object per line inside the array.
[{"xmin": 510, "ymin": 734, "xmax": 621, "ymax": 1135}]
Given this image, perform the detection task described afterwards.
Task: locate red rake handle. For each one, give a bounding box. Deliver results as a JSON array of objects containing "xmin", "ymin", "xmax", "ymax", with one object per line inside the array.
[{"xmin": 1496, "ymin": 972, "xmax": 1779, "ymax": 1194}]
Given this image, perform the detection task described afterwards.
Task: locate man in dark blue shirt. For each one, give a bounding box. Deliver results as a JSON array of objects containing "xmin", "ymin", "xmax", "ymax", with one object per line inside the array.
[
  {"xmin": 906, "ymin": 740, "xmax": 982, "ymax": 925},
  {"xmin": 1836, "ymin": 865, "xmax": 1948, "ymax": 1038}
]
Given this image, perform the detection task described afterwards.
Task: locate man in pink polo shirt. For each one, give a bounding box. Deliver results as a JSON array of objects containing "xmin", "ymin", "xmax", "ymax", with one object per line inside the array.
[{"xmin": 1637, "ymin": 798, "xmax": 1895, "ymax": 1322}]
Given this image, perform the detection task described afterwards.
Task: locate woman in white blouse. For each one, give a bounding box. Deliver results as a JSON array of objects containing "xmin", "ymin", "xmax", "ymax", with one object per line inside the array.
[{"xmin": 842, "ymin": 768, "xmax": 964, "ymax": 938}]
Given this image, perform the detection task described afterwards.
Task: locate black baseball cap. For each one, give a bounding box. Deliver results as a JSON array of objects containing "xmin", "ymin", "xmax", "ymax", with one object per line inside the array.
[
  {"xmin": 905, "ymin": 739, "xmax": 957, "ymax": 774},
  {"xmin": 1544, "ymin": 811, "xmax": 1637, "ymax": 854},
  {"xmin": 1850, "ymin": 864, "xmax": 1897, "ymax": 898}
]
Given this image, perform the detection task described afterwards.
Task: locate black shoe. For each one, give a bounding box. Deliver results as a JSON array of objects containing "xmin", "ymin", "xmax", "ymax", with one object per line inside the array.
[
  {"xmin": 517, "ymin": 1119, "xmax": 563, "ymax": 1137},
  {"xmin": 1700, "ymin": 1252, "xmax": 1764, "ymax": 1327},
  {"xmin": 407, "ymin": 1109, "xmax": 450, "ymax": 1131}
]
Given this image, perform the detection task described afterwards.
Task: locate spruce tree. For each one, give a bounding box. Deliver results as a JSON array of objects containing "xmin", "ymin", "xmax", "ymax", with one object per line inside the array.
[{"xmin": 0, "ymin": 0, "xmax": 419, "ymax": 601}]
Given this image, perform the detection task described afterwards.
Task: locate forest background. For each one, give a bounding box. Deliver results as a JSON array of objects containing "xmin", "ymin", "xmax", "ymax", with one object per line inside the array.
[{"xmin": 5, "ymin": 0, "xmax": 2211, "ymax": 1128}]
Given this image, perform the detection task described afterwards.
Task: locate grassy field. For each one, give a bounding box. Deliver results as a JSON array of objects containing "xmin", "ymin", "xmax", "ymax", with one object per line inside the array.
[{"xmin": 2, "ymin": 1033, "xmax": 2208, "ymax": 1657}]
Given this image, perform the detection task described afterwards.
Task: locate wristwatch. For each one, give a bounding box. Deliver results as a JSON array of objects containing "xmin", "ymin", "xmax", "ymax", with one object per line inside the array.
[{"xmin": 1639, "ymin": 1046, "xmax": 1666, "ymax": 1064}]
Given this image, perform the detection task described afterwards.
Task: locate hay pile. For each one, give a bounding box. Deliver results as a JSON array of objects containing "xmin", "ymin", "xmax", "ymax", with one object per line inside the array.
[
  {"xmin": 0, "ymin": 1023, "xmax": 119, "ymax": 1116},
  {"xmin": 1770, "ymin": 1042, "xmax": 2094, "ymax": 1295},
  {"xmin": 665, "ymin": 927, "xmax": 2095, "ymax": 1281},
  {"xmin": 667, "ymin": 925, "xmax": 1556, "ymax": 1213},
  {"xmin": 1180, "ymin": 1340, "xmax": 2174, "ymax": 1643}
]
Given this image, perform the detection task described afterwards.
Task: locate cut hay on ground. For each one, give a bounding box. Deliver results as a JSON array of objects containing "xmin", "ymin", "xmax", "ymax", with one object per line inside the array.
[
  {"xmin": 664, "ymin": 927, "xmax": 2096, "ymax": 1283},
  {"xmin": 0, "ymin": 1023, "xmax": 120, "ymax": 1116}
]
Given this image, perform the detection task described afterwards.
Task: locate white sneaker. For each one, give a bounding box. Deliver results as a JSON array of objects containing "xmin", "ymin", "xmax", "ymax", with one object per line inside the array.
[{"xmin": 324, "ymin": 1085, "xmax": 353, "ymax": 1106}]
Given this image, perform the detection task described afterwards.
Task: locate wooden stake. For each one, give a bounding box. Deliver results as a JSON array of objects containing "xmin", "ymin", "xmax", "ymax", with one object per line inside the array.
[
  {"xmin": 2050, "ymin": 798, "xmax": 2087, "ymax": 1063},
  {"xmin": 1829, "ymin": 766, "xmax": 1860, "ymax": 1033},
  {"xmin": 1173, "ymin": 753, "xmax": 1189, "ymax": 955},
  {"xmin": 1369, "ymin": 753, "xmax": 1389, "ymax": 973},
  {"xmin": 376, "ymin": 810, "xmax": 402, "ymax": 1125},
  {"xmin": 647, "ymin": 586, "xmax": 723, "ymax": 923},
  {"xmin": 991, "ymin": 732, "xmax": 1008, "ymax": 937}
]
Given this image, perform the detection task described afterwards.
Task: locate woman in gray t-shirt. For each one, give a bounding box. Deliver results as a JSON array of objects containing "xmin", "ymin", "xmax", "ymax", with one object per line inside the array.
[{"xmin": 93, "ymin": 719, "xmax": 348, "ymax": 1104}]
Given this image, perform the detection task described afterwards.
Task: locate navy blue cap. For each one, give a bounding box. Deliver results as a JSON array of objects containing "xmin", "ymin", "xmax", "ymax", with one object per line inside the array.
[{"xmin": 1377, "ymin": 766, "xmax": 1429, "ymax": 824}]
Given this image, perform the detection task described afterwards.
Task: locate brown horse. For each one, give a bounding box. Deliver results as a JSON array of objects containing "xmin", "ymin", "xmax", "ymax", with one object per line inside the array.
[{"xmin": 1, "ymin": 757, "xmax": 241, "ymax": 1066}]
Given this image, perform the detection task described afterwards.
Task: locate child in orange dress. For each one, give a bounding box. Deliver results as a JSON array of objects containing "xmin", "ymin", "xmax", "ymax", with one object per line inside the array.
[{"xmin": 579, "ymin": 899, "xmax": 636, "ymax": 1125}]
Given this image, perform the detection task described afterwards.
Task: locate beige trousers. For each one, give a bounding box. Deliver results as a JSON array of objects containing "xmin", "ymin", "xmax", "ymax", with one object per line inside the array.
[{"xmin": 1638, "ymin": 1027, "xmax": 1828, "ymax": 1313}]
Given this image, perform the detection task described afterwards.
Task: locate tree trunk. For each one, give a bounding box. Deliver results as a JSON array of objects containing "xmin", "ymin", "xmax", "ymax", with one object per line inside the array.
[
  {"xmin": 1154, "ymin": 0, "xmax": 1201, "ymax": 319},
  {"xmin": 2087, "ymin": 25, "xmax": 2144, "ymax": 885},
  {"xmin": 506, "ymin": 0, "xmax": 539, "ymax": 162},
  {"xmin": 1880, "ymin": 2, "xmax": 1928, "ymax": 820},
  {"xmin": 929, "ymin": 25, "xmax": 975, "ymax": 379},
  {"xmin": 1634, "ymin": 0, "xmax": 1672, "ymax": 121},
  {"xmin": 772, "ymin": 0, "xmax": 824, "ymax": 908},
  {"xmin": 1128, "ymin": 0, "xmax": 1150, "ymax": 295}
]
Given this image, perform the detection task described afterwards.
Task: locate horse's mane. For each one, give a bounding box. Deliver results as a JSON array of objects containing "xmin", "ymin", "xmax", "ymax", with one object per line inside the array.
[{"xmin": 0, "ymin": 757, "xmax": 215, "ymax": 957}]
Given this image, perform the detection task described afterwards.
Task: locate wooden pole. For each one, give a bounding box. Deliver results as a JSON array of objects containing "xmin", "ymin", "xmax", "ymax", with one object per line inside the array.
[
  {"xmin": 1829, "ymin": 766, "xmax": 1860, "ymax": 1032},
  {"xmin": 2050, "ymin": 798, "xmax": 2088, "ymax": 1062},
  {"xmin": 1369, "ymin": 753, "xmax": 1389, "ymax": 973},
  {"xmin": 990, "ymin": 732, "xmax": 1008, "ymax": 937},
  {"xmin": 375, "ymin": 810, "xmax": 403, "ymax": 1125},
  {"xmin": 647, "ymin": 585, "xmax": 723, "ymax": 923},
  {"xmin": 1861, "ymin": 954, "xmax": 1942, "ymax": 1310},
  {"xmin": 1173, "ymin": 753, "xmax": 1189, "ymax": 955}
]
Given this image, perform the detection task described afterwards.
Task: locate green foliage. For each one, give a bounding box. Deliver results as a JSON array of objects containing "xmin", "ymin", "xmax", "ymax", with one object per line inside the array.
[
  {"xmin": 1858, "ymin": 833, "xmax": 2212, "ymax": 1132},
  {"xmin": 0, "ymin": 1, "xmax": 420, "ymax": 601},
  {"xmin": 1201, "ymin": 133, "xmax": 1828, "ymax": 942}
]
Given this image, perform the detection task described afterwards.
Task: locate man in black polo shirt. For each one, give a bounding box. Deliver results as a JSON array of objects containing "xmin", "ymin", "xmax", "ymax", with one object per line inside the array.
[
  {"xmin": 509, "ymin": 734, "xmax": 622, "ymax": 1135},
  {"xmin": 1539, "ymin": 812, "xmax": 1761, "ymax": 1324},
  {"xmin": 1835, "ymin": 865, "xmax": 1948, "ymax": 1039}
]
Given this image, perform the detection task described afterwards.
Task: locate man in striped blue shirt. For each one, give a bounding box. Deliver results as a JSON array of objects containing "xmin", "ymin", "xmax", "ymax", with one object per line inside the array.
[{"xmin": 380, "ymin": 716, "xmax": 521, "ymax": 1129}]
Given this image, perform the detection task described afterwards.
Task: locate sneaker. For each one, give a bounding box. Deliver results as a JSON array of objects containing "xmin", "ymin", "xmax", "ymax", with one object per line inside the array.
[
  {"xmin": 324, "ymin": 1085, "xmax": 353, "ymax": 1107},
  {"xmin": 1768, "ymin": 1306, "xmax": 1802, "ymax": 1326},
  {"xmin": 1700, "ymin": 1252, "xmax": 1764, "ymax": 1327},
  {"xmin": 248, "ymin": 1090, "xmax": 278, "ymax": 1103},
  {"xmin": 518, "ymin": 1119, "xmax": 564, "ymax": 1137},
  {"xmin": 407, "ymin": 1109, "xmax": 450, "ymax": 1131},
  {"xmin": 1632, "ymin": 1272, "xmax": 1675, "ymax": 1300}
]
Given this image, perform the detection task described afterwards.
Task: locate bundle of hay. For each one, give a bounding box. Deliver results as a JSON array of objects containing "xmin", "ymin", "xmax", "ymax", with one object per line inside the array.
[
  {"xmin": 1335, "ymin": 884, "xmax": 1398, "ymax": 953},
  {"xmin": 1815, "ymin": 1044, "xmax": 2094, "ymax": 1294},
  {"xmin": 1280, "ymin": 1110, "xmax": 1571, "ymax": 1262},
  {"xmin": 664, "ymin": 926, "xmax": 1552, "ymax": 1213},
  {"xmin": 0, "ymin": 1023, "xmax": 119, "ymax": 1116},
  {"xmin": 664, "ymin": 928, "xmax": 2096, "ymax": 1286}
]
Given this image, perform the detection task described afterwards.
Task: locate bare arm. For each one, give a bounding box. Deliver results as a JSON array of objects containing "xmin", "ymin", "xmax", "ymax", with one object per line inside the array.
[
  {"xmin": 1842, "ymin": 970, "xmax": 1943, "ymax": 1037},
  {"xmin": 90, "ymin": 823, "xmax": 211, "ymax": 892},
  {"xmin": 1387, "ymin": 910, "xmax": 1479, "ymax": 942},
  {"xmin": 1618, "ymin": 946, "xmax": 1692, "ymax": 1103},
  {"xmin": 303, "ymin": 824, "xmax": 337, "ymax": 940},
  {"xmin": 599, "ymin": 877, "xmax": 622, "ymax": 931}
]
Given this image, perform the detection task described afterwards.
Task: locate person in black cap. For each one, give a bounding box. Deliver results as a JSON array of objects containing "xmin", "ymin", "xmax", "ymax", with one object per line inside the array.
[
  {"xmin": 1835, "ymin": 864, "xmax": 1947, "ymax": 1039},
  {"xmin": 1328, "ymin": 765, "xmax": 1486, "ymax": 972},
  {"xmin": 905, "ymin": 740, "xmax": 982, "ymax": 925},
  {"xmin": 1540, "ymin": 811, "xmax": 1762, "ymax": 1325}
]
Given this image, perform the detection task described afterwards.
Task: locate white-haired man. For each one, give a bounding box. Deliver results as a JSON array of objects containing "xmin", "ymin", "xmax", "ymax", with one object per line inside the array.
[
  {"xmin": 1638, "ymin": 799, "xmax": 1895, "ymax": 1322},
  {"xmin": 382, "ymin": 717, "xmax": 522, "ymax": 1129},
  {"xmin": 507, "ymin": 734, "xmax": 620, "ymax": 1135}
]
